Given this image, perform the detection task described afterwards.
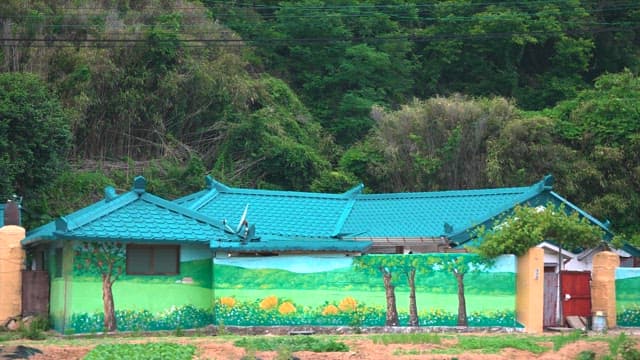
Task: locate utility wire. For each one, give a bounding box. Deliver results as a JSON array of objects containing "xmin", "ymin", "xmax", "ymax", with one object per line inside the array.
[
  {"xmin": 11, "ymin": 0, "xmax": 640, "ymax": 10},
  {"xmin": 3, "ymin": 2, "xmax": 640, "ymax": 19},
  {"xmin": 1, "ymin": 23, "xmax": 638, "ymax": 48}
]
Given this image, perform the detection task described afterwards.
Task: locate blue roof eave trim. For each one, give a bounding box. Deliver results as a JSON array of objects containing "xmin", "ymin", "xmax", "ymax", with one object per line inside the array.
[
  {"xmin": 50, "ymin": 234, "xmax": 212, "ymax": 244},
  {"xmin": 211, "ymin": 238, "xmax": 372, "ymax": 253},
  {"xmin": 548, "ymin": 191, "xmax": 614, "ymax": 237}
]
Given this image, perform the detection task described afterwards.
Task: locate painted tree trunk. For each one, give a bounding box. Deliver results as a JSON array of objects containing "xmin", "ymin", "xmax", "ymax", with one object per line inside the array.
[
  {"xmin": 383, "ymin": 271, "xmax": 399, "ymax": 326},
  {"xmin": 102, "ymin": 274, "xmax": 117, "ymax": 331},
  {"xmin": 408, "ymin": 268, "xmax": 419, "ymax": 326},
  {"xmin": 455, "ymin": 272, "xmax": 467, "ymax": 326}
]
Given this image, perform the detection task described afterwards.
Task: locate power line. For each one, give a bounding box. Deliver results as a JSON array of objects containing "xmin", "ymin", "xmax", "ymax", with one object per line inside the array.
[
  {"xmin": 3, "ymin": 1, "xmax": 640, "ymax": 19},
  {"xmin": 1, "ymin": 24, "xmax": 637, "ymax": 48},
  {"xmin": 14, "ymin": 0, "xmax": 640, "ymax": 11}
]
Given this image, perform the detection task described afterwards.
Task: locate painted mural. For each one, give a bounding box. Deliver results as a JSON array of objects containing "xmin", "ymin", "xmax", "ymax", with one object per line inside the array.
[
  {"xmin": 50, "ymin": 242, "xmax": 214, "ymax": 333},
  {"xmin": 213, "ymin": 253, "xmax": 519, "ymax": 328},
  {"xmin": 616, "ymin": 267, "xmax": 640, "ymax": 327},
  {"xmin": 50, "ymin": 244, "xmax": 519, "ymax": 333}
]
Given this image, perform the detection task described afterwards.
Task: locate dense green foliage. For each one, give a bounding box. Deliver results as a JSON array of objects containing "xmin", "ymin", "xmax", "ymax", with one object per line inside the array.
[
  {"xmin": 0, "ymin": 0, "xmax": 639, "ymax": 247},
  {"xmin": 84, "ymin": 343, "xmax": 196, "ymax": 360},
  {"xmin": 0, "ymin": 72, "xmax": 71, "ymax": 201}
]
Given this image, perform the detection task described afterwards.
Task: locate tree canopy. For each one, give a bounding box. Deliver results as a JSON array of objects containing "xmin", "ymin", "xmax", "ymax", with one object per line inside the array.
[
  {"xmin": 474, "ymin": 204, "xmax": 605, "ymax": 258},
  {"xmin": 0, "ymin": 72, "xmax": 71, "ymax": 199}
]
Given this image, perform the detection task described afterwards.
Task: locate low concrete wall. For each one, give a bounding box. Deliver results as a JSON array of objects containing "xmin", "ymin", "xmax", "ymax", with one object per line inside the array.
[{"xmin": 0, "ymin": 226, "xmax": 25, "ymax": 324}]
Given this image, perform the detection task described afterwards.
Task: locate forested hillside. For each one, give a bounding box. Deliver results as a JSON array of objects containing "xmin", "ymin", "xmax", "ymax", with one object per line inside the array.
[{"xmin": 0, "ymin": 0, "xmax": 638, "ymax": 243}]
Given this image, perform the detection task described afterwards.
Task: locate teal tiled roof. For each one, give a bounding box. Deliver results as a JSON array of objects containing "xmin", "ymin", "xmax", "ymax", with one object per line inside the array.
[
  {"xmin": 24, "ymin": 174, "xmax": 615, "ymax": 254},
  {"xmin": 341, "ymin": 186, "xmax": 532, "ymax": 238},
  {"xmin": 23, "ymin": 176, "xmax": 227, "ymax": 245},
  {"xmin": 188, "ymin": 177, "xmax": 362, "ymax": 238},
  {"xmin": 56, "ymin": 193, "xmax": 226, "ymax": 243},
  {"xmin": 23, "ymin": 176, "xmax": 370, "ymax": 253}
]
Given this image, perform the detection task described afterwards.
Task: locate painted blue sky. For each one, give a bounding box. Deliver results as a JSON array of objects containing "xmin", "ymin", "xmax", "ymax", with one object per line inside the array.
[{"xmin": 215, "ymin": 254, "xmax": 516, "ymax": 273}]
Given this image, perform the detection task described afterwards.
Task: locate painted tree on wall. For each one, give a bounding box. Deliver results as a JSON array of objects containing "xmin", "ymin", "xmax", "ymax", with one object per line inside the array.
[
  {"xmin": 354, "ymin": 255, "xmax": 399, "ymax": 326},
  {"xmin": 429, "ymin": 254, "xmax": 489, "ymax": 326},
  {"xmin": 395, "ymin": 255, "xmax": 433, "ymax": 326},
  {"xmin": 74, "ymin": 241, "xmax": 125, "ymax": 331}
]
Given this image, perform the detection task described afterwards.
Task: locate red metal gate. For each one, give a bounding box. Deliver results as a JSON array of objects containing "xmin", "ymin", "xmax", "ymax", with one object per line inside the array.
[{"xmin": 561, "ymin": 271, "xmax": 591, "ymax": 320}]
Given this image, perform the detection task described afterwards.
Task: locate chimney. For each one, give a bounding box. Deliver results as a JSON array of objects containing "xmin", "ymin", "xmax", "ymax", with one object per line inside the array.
[{"xmin": 3, "ymin": 200, "xmax": 20, "ymax": 226}]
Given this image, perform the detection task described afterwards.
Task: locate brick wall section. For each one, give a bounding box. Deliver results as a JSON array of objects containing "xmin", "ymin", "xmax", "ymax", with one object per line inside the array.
[{"xmin": 592, "ymin": 251, "xmax": 619, "ymax": 328}]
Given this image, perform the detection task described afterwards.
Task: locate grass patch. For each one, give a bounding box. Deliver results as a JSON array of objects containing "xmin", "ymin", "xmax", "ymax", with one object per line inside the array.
[
  {"xmin": 84, "ymin": 342, "xmax": 195, "ymax": 360},
  {"xmin": 546, "ymin": 330, "xmax": 587, "ymax": 351},
  {"xmin": 431, "ymin": 335, "xmax": 548, "ymax": 355},
  {"xmin": 370, "ymin": 333, "xmax": 442, "ymax": 345},
  {"xmin": 234, "ymin": 336, "xmax": 349, "ymax": 353},
  {"xmin": 0, "ymin": 330, "xmax": 22, "ymax": 342}
]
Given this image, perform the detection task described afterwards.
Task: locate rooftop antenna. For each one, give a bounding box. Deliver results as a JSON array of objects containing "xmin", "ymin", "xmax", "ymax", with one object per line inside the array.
[{"xmin": 236, "ymin": 204, "xmax": 249, "ymax": 234}]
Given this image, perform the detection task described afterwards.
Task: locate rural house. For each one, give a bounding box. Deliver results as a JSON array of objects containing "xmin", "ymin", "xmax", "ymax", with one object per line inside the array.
[{"xmin": 6, "ymin": 175, "xmax": 638, "ymax": 334}]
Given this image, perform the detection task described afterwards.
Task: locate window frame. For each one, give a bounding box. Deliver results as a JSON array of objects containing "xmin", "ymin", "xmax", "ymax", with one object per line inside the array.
[{"xmin": 126, "ymin": 244, "xmax": 180, "ymax": 275}]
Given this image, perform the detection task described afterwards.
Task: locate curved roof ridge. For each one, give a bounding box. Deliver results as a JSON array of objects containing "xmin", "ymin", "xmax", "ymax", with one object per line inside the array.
[{"xmin": 355, "ymin": 186, "xmax": 531, "ymax": 200}]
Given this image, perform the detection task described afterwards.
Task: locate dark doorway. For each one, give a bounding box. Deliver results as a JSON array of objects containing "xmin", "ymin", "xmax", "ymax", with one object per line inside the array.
[{"xmin": 22, "ymin": 270, "xmax": 49, "ymax": 317}]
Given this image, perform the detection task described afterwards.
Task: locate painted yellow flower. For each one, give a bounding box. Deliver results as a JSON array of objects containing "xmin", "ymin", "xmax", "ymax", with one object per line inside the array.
[
  {"xmin": 338, "ymin": 296, "xmax": 357, "ymax": 312},
  {"xmin": 322, "ymin": 304, "xmax": 339, "ymax": 316},
  {"xmin": 278, "ymin": 301, "xmax": 296, "ymax": 315},
  {"xmin": 219, "ymin": 297, "xmax": 236, "ymax": 308},
  {"xmin": 260, "ymin": 295, "xmax": 278, "ymax": 310}
]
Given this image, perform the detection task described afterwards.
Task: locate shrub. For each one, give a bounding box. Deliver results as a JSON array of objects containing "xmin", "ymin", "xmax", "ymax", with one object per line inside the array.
[
  {"xmin": 260, "ymin": 296, "xmax": 278, "ymax": 311},
  {"xmin": 338, "ymin": 297, "xmax": 357, "ymax": 312},
  {"xmin": 278, "ymin": 302, "xmax": 296, "ymax": 315}
]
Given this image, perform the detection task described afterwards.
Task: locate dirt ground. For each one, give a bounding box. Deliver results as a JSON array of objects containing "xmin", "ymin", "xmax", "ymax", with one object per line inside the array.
[{"xmin": 1, "ymin": 331, "xmax": 638, "ymax": 360}]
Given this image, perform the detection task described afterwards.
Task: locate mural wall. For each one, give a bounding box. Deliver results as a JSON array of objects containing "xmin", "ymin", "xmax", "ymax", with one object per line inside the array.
[
  {"xmin": 50, "ymin": 241, "xmax": 214, "ymax": 333},
  {"xmin": 616, "ymin": 267, "xmax": 640, "ymax": 327},
  {"xmin": 48, "ymin": 244, "xmax": 519, "ymax": 333},
  {"xmin": 213, "ymin": 253, "xmax": 519, "ymax": 328}
]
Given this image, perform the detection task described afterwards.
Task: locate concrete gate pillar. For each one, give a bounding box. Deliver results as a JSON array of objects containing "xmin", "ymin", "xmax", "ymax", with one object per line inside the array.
[
  {"xmin": 591, "ymin": 251, "xmax": 619, "ymax": 329},
  {"xmin": 516, "ymin": 247, "xmax": 544, "ymax": 333}
]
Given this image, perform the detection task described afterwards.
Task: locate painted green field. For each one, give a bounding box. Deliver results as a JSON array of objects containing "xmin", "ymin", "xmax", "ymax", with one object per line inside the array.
[
  {"xmin": 214, "ymin": 289, "xmax": 514, "ymax": 313},
  {"xmin": 70, "ymin": 281, "xmax": 213, "ymax": 313},
  {"xmin": 616, "ymin": 276, "xmax": 640, "ymax": 326}
]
